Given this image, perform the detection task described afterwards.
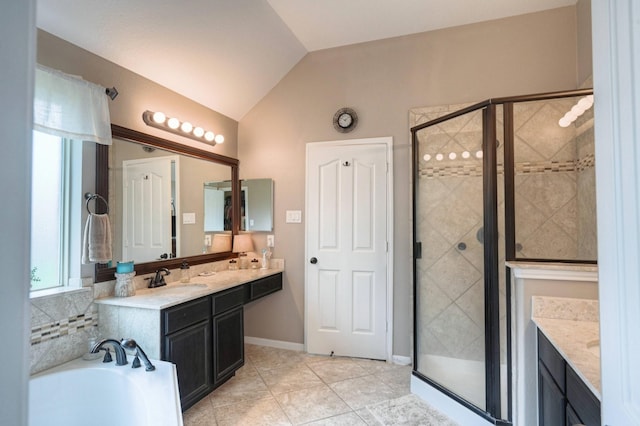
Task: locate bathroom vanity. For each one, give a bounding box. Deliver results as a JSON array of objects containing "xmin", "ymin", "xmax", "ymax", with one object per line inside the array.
[
  {"xmin": 532, "ymin": 296, "xmax": 600, "ymax": 426},
  {"xmin": 95, "ymin": 266, "xmax": 283, "ymax": 410}
]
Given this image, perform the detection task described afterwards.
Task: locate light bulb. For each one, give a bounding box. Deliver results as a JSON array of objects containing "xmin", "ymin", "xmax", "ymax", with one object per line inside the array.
[
  {"xmin": 423, "ymin": 154, "xmax": 431, "ymax": 162},
  {"xmin": 193, "ymin": 127, "xmax": 204, "ymax": 137},
  {"xmin": 449, "ymin": 152, "xmax": 457, "ymax": 160},
  {"xmin": 152, "ymin": 111, "xmax": 166, "ymax": 124},
  {"xmin": 577, "ymin": 97, "xmax": 591, "ymax": 109},
  {"xmin": 462, "ymin": 151, "xmax": 470, "ymax": 159},
  {"xmin": 558, "ymin": 117, "xmax": 572, "ymax": 128},
  {"xmin": 435, "ymin": 153, "xmax": 443, "ymax": 161},
  {"xmin": 566, "ymin": 111, "xmax": 578, "ymax": 121},
  {"xmin": 476, "ymin": 150, "xmax": 483, "ymax": 159},
  {"xmin": 214, "ymin": 134, "xmax": 224, "ymax": 144},
  {"xmin": 204, "ymin": 131, "xmax": 215, "ymax": 142},
  {"xmin": 167, "ymin": 117, "xmax": 180, "ymax": 129},
  {"xmin": 571, "ymin": 105, "xmax": 585, "ymax": 116},
  {"xmin": 180, "ymin": 122, "xmax": 193, "ymax": 133}
]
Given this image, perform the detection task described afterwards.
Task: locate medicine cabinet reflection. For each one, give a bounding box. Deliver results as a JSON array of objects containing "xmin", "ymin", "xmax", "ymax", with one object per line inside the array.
[{"xmin": 204, "ymin": 178, "xmax": 273, "ymax": 232}]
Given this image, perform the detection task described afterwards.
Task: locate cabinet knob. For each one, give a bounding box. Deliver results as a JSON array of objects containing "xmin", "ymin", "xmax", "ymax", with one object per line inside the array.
[{"xmin": 309, "ymin": 257, "xmax": 318, "ymax": 264}]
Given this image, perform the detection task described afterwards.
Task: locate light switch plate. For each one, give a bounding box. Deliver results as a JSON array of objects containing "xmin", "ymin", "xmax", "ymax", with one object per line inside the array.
[
  {"xmin": 182, "ymin": 212, "xmax": 196, "ymax": 224},
  {"xmin": 267, "ymin": 235, "xmax": 275, "ymax": 247},
  {"xmin": 286, "ymin": 210, "xmax": 302, "ymax": 223}
]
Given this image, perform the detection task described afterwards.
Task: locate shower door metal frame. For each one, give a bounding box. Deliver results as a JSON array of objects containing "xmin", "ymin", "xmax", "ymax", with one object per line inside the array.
[{"xmin": 411, "ymin": 88, "xmax": 595, "ymax": 425}]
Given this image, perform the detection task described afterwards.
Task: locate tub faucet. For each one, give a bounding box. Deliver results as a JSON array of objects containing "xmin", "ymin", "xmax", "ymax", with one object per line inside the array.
[
  {"xmin": 121, "ymin": 338, "xmax": 155, "ymax": 371},
  {"xmin": 90, "ymin": 338, "xmax": 128, "ymax": 366}
]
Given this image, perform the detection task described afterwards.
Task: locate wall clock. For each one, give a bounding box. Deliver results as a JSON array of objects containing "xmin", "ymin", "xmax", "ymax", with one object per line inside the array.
[{"xmin": 333, "ymin": 107, "xmax": 358, "ymax": 133}]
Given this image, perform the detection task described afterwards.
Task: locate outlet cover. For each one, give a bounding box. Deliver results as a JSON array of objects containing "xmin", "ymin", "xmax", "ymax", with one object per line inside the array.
[{"xmin": 204, "ymin": 235, "xmax": 212, "ymax": 246}]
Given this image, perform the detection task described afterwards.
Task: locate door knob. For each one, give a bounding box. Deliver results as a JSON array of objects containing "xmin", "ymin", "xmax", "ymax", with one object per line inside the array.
[{"xmin": 310, "ymin": 257, "xmax": 318, "ymax": 264}]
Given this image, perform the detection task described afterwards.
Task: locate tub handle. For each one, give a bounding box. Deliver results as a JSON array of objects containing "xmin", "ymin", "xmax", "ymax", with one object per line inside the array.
[{"xmin": 100, "ymin": 347, "xmax": 112, "ymax": 363}]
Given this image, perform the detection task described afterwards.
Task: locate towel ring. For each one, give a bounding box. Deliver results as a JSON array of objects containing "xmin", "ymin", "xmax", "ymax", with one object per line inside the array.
[{"xmin": 84, "ymin": 192, "xmax": 109, "ymax": 214}]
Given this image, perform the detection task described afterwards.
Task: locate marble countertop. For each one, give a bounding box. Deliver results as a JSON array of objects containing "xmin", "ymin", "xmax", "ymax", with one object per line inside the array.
[
  {"xmin": 532, "ymin": 296, "xmax": 601, "ymax": 399},
  {"xmin": 94, "ymin": 267, "xmax": 284, "ymax": 310}
]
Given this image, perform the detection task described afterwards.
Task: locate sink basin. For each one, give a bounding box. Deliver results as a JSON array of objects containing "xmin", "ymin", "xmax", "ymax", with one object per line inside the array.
[
  {"xmin": 153, "ymin": 284, "xmax": 207, "ymax": 294},
  {"xmin": 586, "ymin": 339, "xmax": 600, "ymax": 357}
]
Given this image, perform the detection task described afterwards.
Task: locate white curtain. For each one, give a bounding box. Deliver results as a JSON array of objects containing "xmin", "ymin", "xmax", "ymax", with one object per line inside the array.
[{"xmin": 34, "ymin": 64, "xmax": 112, "ymax": 145}]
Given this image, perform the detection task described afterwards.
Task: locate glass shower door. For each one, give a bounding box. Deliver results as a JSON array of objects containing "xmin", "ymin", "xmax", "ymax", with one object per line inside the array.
[{"xmin": 413, "ymin": 107, "xmax": 487, "ymax": 409}]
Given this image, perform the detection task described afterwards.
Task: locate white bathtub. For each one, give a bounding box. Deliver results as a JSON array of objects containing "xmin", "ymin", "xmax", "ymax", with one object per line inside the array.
[{"xmin": 29, "ymin": 355, "xmax": 183, "ymax": 426}]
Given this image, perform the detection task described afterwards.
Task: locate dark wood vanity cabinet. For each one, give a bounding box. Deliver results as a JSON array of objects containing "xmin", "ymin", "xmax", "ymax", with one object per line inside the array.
[
  {"xmin": 161, "ymin": 272, "xmax": 282, "ymax": 411},
  {"xmin": 538, "ymin": 329, "xmax": 601, "ymax": 426}
]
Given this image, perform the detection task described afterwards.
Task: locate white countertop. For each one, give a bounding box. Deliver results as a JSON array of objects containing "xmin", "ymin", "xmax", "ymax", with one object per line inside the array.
[
  {"xmin": 94, "ymin": 267, "xmax": 283, "ymax": 310},
  {"xmin": 532, "ymin": 296, "xmax": 601, "ymax": 399}
]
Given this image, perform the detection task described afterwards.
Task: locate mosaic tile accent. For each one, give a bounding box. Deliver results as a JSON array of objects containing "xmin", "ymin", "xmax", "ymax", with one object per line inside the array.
[{"xmin": 31, "ymin": 311, "xmax": 98, "ymax": 346}]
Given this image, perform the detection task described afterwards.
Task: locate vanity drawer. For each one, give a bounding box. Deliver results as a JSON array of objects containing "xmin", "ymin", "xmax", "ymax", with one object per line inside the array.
[
  {"xmin": 212, "ymin": 286, "xmax": 245, "ymax": 315},
  {"xmin": 163, "ymin": 296, "xmax": 211, "ymax": 335},
  {"xmin": 247, "ymin": 273, "xmax": 282, "ymax": 302},
  {"xmin": 538, "ymin": 330, "xmax": 566, "ymax": 392}
]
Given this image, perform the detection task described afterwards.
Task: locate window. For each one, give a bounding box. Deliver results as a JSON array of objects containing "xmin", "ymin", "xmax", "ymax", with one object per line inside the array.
[{"xmin": 30, "ymin": 130, "xmax": 81, "ymax": 292}]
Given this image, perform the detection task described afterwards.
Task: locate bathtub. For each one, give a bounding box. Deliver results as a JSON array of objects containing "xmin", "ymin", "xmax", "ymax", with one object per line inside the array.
[{"xmin": 29, "ymin": 355, "xmax": 183, "ymax": 426}]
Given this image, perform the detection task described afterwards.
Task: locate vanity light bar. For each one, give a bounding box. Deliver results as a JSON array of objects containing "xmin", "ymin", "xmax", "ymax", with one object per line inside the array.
[
  {"xmin": 558, "ymin": 95, "xmax": 594, "ymax": 128},
  {"xmin": 142, "ymin": 110, "xmax": 224, "ymax": 144}
]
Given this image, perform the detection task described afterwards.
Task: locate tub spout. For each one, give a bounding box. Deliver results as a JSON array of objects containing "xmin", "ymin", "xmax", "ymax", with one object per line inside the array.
[
  {"xmin": 121, "ymin": 338, "xmax": 155, "ymax": 371},
  {"xmin": 90, "ymin": 339, "xmax": 128, "ymax": 366}
]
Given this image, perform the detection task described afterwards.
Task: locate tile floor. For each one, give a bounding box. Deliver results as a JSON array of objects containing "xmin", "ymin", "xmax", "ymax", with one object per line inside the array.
[{"xmin": 183, "ymin": 344, "xmax": 458, "ymax": 425}]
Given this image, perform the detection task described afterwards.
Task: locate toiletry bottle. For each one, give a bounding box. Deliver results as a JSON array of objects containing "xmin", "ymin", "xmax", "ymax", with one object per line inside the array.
[
  {"xmin": 229, "ymin": 259, "xmax": 238, "ymax": 271},
  {"xmin": 180, "ymin": 261, "xmax": 190, "ymax": 283}
]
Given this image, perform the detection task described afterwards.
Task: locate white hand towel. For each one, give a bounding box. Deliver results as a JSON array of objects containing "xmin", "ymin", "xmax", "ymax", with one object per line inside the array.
[{"xmin": 82, "ymin": 213, "xmax": 112, "ymax": 264}]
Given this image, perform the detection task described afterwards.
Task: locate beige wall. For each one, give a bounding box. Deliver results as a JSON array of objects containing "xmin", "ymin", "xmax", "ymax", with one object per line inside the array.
[
  {"xmin": 577, "ymin": 0, "xmax": 593, "ymax": 85},
  {"xmin": 36, "ymin": 30, "xmax": 239, "ymax": 159},
  {"xmin": 239, "ymin": 7, "xmax": 579, "ymax": 356}
]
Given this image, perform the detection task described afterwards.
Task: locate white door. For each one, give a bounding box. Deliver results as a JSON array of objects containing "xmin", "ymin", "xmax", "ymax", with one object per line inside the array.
[
  {"xmin": 305, "ymin": 138, "xmax": 391, "ymax": 360},
  {"xmin": 122, "ymin": 156, "xmax": 175, "ymax": 262}
]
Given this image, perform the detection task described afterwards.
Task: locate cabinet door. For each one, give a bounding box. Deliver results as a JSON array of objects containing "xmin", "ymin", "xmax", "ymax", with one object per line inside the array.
[
  {"xmin": 539, "ymin": 361, "xmax": 566, "ymax": 426},
  {"xmin": 212, "ymin": 306, "xmax": 244, "ymax": 386},
  {"xmin": 566, "ymin": 403, "xmax": 583, "ymax": 426},
  {"xmin": 163, "ymin": 320, "xmax": 212, "ymax": 411}
]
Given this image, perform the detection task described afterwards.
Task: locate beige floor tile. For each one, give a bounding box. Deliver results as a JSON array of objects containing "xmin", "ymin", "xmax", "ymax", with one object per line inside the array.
[
  {"xmin": 350, "ymin": 358, "xmax": 404, "ymax": 374},
  {"xmin": 365, "ymin": 394, "xmax": 460, "ymax": 426},
  {"xmin": 214, "ymin": 397, "xmax": 291, "ymax": 426},
  {"xmin": 248, "ymin": 347, "xmax": 309, "ymax": 373},
  {"xmin": 303, "ymin": 411, "xmax": 368, "ymax": 425},
  {"xmin": 375, "ymin": 366, "xmax": 412, "ymax": 393},
  {"xmin": 306, "ymin": 357, "xmax": 369, "ymax": 384},
  {"xmin": 182, "ymin": 396, "xmax": 217, "ymax": 426},
  {"xmin": 233, "ymin": 359, "xmax": 260, "ymax": 379},
  {"xmin": 259, "ymin": 363, "xmax": 324, "ymax": 394},
  {"xmin": 210, "ymin": 374, "xmax": 271, "ymax": 408},
  {"xmin": 274, "ymin": 384, "xmax": 351, "ymax": 424},
  {"xmin": 330, "ymin": 375, "xmax": 404, "ymax": 410}
]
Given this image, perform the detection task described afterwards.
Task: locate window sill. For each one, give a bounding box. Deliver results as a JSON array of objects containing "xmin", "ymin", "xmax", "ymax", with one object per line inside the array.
[{"xmin": 30, "ymin": 285, "xmax": 92, "ymax": 301}]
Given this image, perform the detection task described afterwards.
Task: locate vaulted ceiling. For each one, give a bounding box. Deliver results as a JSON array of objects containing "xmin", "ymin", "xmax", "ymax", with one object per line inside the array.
[{"xmin": 36, "ymin": 0, "xmax": 576, "ymax": 121}]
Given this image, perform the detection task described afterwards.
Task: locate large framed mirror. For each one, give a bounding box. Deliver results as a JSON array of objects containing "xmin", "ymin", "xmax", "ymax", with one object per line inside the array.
[{"xmin": 94, "ymin": 124, "xmax": 240, "ymax": 282}]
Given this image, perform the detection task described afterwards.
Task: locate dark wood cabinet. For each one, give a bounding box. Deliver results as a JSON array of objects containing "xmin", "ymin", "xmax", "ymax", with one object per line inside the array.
[
  {"xmin": 161, "ymin": 272, "xmax": 283, "ymax": 411},
  {"xmin": 213, "ymin": 306, "xmax": 244, "ymax": 385},
  {"xmin": 538, "ymin": 360, "xmax": 566, "ymax": 425},
  {"xmin": 163, "ymin": 319, "xmax": 212, "ymax": 409},
  {"xmin": 538, "ymin": 329, "xmax": 600, "ymax": 426}
]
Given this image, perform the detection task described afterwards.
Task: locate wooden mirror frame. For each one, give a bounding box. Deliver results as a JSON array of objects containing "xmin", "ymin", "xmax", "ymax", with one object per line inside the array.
[{"xmin": 94, "ymin": 124, "xmax": 240, "ymax": 282}]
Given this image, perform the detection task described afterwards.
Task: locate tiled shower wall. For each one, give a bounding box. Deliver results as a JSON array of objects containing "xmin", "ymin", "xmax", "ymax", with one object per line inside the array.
[{"xmin": 410, "ymin": 96, "xmax": 596, "ymax": 361}]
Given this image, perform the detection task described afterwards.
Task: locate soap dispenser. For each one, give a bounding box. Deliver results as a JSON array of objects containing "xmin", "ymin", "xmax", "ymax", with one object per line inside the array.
[{"xmin": 180, "ymin": 261, "xmax": 190, "ymax": 283}]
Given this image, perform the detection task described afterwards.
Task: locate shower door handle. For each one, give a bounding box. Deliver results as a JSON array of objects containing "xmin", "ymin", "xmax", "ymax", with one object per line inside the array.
[{"xmin": 309, "ymin": 257, "xmax": 318, "ymax": 264}]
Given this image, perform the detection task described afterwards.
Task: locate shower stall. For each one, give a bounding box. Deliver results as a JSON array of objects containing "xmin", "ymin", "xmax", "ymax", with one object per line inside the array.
[{"xmin": 411, "ymin": 89, "xmax": 596, "ymax": 423}]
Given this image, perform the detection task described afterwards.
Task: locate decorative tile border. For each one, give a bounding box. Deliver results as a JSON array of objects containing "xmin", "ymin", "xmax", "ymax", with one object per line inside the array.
[
  {"xmin": 419, "ymin": 155, "xmax": 594, "ymax": 178},
  {"xmin": 31, "ymin": 311, "xmax": 98, "ymax": 346}
]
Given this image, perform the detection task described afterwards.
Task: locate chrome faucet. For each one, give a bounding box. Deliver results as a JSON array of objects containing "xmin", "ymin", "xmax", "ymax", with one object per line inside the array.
[
  {"xmin": 121, "ymin": 338, "xmax": 156, "ymax": 371},
  {"xmin": 90, "ymin": 338, "xmax": 128, "ymax": 366},
  {"xmin": 145, "ymin": 267, "xmax": 170, "ymax": 288}
]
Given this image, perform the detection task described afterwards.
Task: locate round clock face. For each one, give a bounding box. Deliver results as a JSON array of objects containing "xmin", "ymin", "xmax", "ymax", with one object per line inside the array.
[{"xmin": 333, "ymin": 108, "xmax": 358, "ymax": 133}]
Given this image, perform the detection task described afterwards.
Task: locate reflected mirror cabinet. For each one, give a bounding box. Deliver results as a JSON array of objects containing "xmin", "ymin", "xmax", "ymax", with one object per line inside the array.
[{"xmin": 95, "ymin": 125, "xmax": 241, "ymax": 282}]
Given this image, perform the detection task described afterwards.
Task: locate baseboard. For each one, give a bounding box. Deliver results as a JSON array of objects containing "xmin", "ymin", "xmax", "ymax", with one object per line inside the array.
[
  {"xmin": 244, "ymin": 336, "xmax": 305, "ymax": 352},
  {"xmin": 392, "ymin": 355, "xmax": 412, "ymax": 366}
]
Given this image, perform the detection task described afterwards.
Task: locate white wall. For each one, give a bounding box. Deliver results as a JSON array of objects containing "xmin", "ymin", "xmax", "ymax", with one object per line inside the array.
[{"xmin": 0, "ymin": 1, "xmax": 35, "ymax": 425}]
